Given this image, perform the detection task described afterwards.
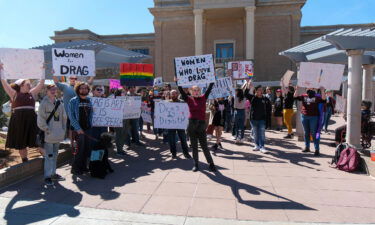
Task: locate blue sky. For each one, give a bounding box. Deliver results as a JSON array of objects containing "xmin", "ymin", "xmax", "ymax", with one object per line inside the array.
[{"xmin": 0, "ymin": 0, "xmax": 374, "ymax": 48}]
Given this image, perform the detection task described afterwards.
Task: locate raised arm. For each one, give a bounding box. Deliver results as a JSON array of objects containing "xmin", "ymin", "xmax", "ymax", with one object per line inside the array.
[
  {"xmin": 320, "ymin": 88, "xmax": 326, "ymax": 100},
  {"xmin": 204, "ymin": 83, "xmax": 214, "ymax": 99},
  {"xmin": 177, "ymin": 85, "xmax": 188, "ymax": 101},
  {"xmin": 293, "ymin": 86, "xmax": 299, "ymax": 98},
  {"xmin": 0, "ymin": 64, "xmax": 16, "ymax": 99},
  {"xmin": 30, "ymin": 79, "xmax": 45, "ymax": 97}
]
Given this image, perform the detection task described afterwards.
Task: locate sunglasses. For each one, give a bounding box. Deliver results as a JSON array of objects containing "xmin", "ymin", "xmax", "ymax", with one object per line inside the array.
[{"xmin": 95, "ymin": 89, "xmax": 103, "ymax": 92}]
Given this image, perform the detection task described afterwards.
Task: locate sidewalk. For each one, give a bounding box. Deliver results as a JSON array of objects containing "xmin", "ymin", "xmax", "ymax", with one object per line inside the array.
[{"xmin": 1, "ymin": 115, "xmax": 374, "ymax": 224}]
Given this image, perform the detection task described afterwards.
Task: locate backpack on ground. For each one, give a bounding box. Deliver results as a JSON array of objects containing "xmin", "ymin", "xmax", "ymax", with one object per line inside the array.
[
  {"xmin": 336, "ymin": 146, "xmax": 360, "ymax": 172},
  {"xmin": 331, "ymin": 143, "xmax": 348, "ymax": 165}
]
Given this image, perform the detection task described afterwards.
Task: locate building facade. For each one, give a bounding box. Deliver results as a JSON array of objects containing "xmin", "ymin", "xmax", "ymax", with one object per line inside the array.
[{"xmin": 50, "ymin": 0, "xmax": 374, "ymax": 82}]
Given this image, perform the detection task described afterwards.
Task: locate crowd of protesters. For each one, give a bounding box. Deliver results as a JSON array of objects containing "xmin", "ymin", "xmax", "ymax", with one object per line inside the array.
[{"xmin": 0, "ymin": 62, "xmax": 362, "ymax": 186}]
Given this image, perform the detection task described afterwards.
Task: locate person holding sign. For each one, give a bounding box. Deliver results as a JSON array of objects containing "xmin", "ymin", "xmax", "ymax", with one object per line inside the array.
[
  {"xmin": 0, "ymin": 63, "xmax": 45, "ymax": 163},
  {"xmin": 294, "ymin": 87, "xmax": 326, "ymax": 156},
  {"xmin": 177, "ymin": 79, "xmax": 217, "ymax": 172},
  {"xmin": 68, "ymin": 82, "xmax": 93, "ymax": 175}
]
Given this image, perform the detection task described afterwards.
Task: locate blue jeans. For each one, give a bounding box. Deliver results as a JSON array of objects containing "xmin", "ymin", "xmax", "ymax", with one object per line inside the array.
[
  {"xmin": 234, "ymin": 109, "xmax": 245, "ymax": 139},
  {"xmin": 139, "ymin": 116, "xmax": 144, "ymax": 132},
  {"xmin": 323, "ymin": 107, "xmax": 333, "ymax": 131},
  {"xmin": 250, "ymin": 120, "xmax": 266, "ymax": 148},
  {"xmin": 44, "ymin": 143, "xmax": 59, "ymax": 178},
  {"xmin": 128, "ymin": 119, "xmax": 140, "ymax": 144},
  {"xmin": 301, "ymin": 115, "xmax": 320, "ymax": 150},
  {"xmin": 168, "ymin": 129, "xmax": 189, "ymax": 156}
]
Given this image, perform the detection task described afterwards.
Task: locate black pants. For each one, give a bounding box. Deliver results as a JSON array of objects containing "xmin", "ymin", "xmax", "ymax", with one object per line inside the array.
[
  {"xmin": 72, "ymin": 129, "xmax": 92, "ymax": 173},
  {"xmin": 187, "ymin": 119, "xmax": 214, "ymax": 165}
]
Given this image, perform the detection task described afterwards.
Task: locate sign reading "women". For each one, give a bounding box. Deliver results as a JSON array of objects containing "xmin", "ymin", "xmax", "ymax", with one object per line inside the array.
[{"xmin": 52, "ymin": 48, "xmax": 96, "ymax": 77}]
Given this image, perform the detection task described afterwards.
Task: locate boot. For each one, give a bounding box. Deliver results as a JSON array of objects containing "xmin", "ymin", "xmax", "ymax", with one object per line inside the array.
[
  {"xmin": 209, "ymin": 163, "xmax": 217, "ymax": 172},
  {"xmin": 192, "ymin": 163, "xmax": 199, "ymax": 172}
]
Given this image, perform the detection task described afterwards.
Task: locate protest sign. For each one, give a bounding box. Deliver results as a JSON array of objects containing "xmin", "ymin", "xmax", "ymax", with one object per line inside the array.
[
  {"xmin": 280, "ymin": 70, "xmax": 294, "ymax": 89},
  {"xmin": 141, "ymin": 102, "xmax": 152, "ymax": 123},
  {"xmin": 227, "ymin": 61, "xmax": 254, "ymax": 80},
  {"xmin": 203, "ymin": 77, "xmax": 235, "ymax": 100},
  {"xmin": 121, "ymin": 96, "xmax": 142, "ymax": 119},
  {"xmin": 298, "ymin": 62, "xmax": 345, "ymax": 90},
  {"xmin": 0, "ymin": 48, "xmax": 45, "ymax": 79},
  {"xmin": 154, "ymin": 101, "xmax": 189, "ymax": 129},
  {"xmin": 153, "ymin": 77, "xmax": 163, "ymax": 87},
  {"xmin": 52, "ymin": 48, "xmax": 95, "ymax": 77},
  {"xmin": 174, "ymin": 54, "xmax": 215, "ymax": 86},
  {"xmin": 335, "ymin": 94, "xmax": 346, "ymax": 113},
  {"xmin": 92, "ymin": 97, "xmax": 125, "ymax": 127},
  {"xmin": 120, "ymin": 63, "xmax": 154, "ymax": 86},
  {"xmin": 109, "ymin": 79, "xmax": 121, "ymax": 89}
]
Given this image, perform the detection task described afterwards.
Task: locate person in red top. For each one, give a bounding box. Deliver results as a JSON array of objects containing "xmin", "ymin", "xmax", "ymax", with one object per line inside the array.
[
  {"xmin": 294, "ymin": 87, "xmax": 326, "ymax": 156},
  {"xmin": 178, "ymin": 82, "xmax": 216, "ymax": 172}
]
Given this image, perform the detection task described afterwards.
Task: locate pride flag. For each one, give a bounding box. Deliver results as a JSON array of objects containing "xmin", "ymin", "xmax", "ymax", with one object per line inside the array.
[{"xmin": 120, "ymin": 63, "xmax": 154, "ymax": 86}]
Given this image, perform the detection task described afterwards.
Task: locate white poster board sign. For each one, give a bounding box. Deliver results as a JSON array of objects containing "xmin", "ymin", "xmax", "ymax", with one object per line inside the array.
[
  {"xmin": 92, "ymin": 97, "xmax": 125, "ymax": 127},
  {"xmin": 203, "ymin": 77, "xmax": 235, "ymax": 100},
  {"xmin": 227, "ymin": 61, "xmax": 254, "ymax": 80},
  {"xmin": 0, "ymin": 48, "xmax": 45, "ymax": 79},
  {"xmin": 280, "ymin": 70, "xmax": 294, "ymax": 89},
  {"xmin": 174, "ymin": 54, "xmax": 215, "ymax": 86},
  {"xmin": 52, "ymin": 48, "xmax": 95, "ymax": 77},
  {"xmin": 335, "ymin": 94, "xmax": 346, "ymax": 113},
  {"xmin": 141, "ymin": 102, "xmax": 152, "ymax": 123},
  {"xmin": 121, "ymin": 96, "xmax": 142, "ymax": 119},
  {"xmin": 154, "ymin": 101, "xmax": 189, "ymax": 129},
  {"xmin": 153, "ymin": 77, "xmax": 163, "ymax": 87},
  {"xmin": 298, "ymin": 62, "xmax": 345, "ymax": 90}
]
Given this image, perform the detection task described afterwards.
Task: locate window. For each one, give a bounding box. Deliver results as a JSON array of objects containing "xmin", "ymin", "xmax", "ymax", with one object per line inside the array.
[
  {"xmin": 216, "ymin": 43, "xmax": 234, "ymax": 59},
  {"xmin": 130, "ymin": 48, "xmax": 149, "ymax": 55}
]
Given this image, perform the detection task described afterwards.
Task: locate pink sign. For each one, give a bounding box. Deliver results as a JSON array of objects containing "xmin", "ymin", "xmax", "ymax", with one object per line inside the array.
[{"xmin": 110, "ymin": 79, "xmax": 121, "ymax": 89}]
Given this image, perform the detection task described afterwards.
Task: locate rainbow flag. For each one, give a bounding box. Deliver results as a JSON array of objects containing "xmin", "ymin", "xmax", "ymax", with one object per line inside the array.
[{"xmin": 120, "ymin": 63, "xmax": 154, "ymax": 86}]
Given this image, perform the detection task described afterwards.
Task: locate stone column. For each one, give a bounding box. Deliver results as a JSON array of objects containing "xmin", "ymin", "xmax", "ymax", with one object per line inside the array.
[
  {"xmin": 362, "ymin": 64, "xmax": 375, "ymax": 103},
  {"xmin": 154, "ymin": 20, "xmax": 163, "ymax": 79},
  {"xmin": 194, "ymin": 9, "xmax": 204, "ymax": 55},
  {"xmin": 245, "ymin": 6, "xmax": 256, "ymax": 60},
  {"xmin": 346, "ymin": 50, "xmax": 364, "ymax": 148},
  {"xmin": 295, "ymin": 65, "xmax": 304, "ymax": 141}
]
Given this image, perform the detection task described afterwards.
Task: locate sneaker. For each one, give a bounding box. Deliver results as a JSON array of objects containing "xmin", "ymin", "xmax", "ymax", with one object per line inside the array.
[
  {"xmin": 284, "ymin": 134, "xmax": 292, "ymax": 139},
  {"xmin": 116, "ymin": 151, "xmax": 126, "ymax": 156},
  {"xmin": 209, "ymin": 163, "xmax": 217, "ymax": 172},
  {"xmin": 44, "ymin": 178, "xmax": 54, "ymax": 186},
  {"xmin": 232, "ymin": 136, "xmax": 237, "ymax": 140},
  {"xmin": 192, "ymin": 165, "xmax": 199, "ymax": 172},
  {"xmin": 260, "ymin": 147, "xmax": 268, "ymax": 154},
  {"xmin": 253, "ymin": 146, "xmax": 260, "ymax": 151},
  {"xmin": 52, "ymin": 174, "xmax": 66, "ymax": 181},
  {"xmin": 302, "ymin": 147, "xmax": 310, "ymax": 153},
  {"xmin": 218, "ymin": 143, "xmax": 223, "ymax": 149},
  {"xmin": 314, "ymin": 150, "xmax": 320, "ymax": 156},
  {"xmin": 212, "ymin": 144, "xmax": 218, "ymax": 151}
]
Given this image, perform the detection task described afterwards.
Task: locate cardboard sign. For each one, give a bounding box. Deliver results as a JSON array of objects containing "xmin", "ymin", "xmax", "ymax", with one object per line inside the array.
[
  {"xmin": 228, "ymin": 61, "xmax": 254, "ymax": 80},
  {"xmin": 52, "ymin": 48, "xmax": 95, "ymax": 77},
  {"xmin": 154, "ymin": 101, "xmax": 189, "ymax": 129},
  {"xmin": 298, "ymin": 62, "xmax": 345, "ymax": 90},
  {"xmin": 120, "ymin": 63, "xmax": 154, "ymax": 86},
  {"xmin": 335, "ymin": 94, "xmax": 346, "ymax": 113},
  {"xmin": 92, "ymin": 97, "xmax": 125, "ymax": 127},
  {"xmin": 203, "ymin": 77, "xmax": 235, "ymax": 100},
  {"xmin": 141, "ymin": 102, "xmax": 152, "ymax": 123},
  {"xmin": 153, "ymin": 77, "xmax": 163, "ymax": 87},
  {"xmin": 0, "ymin": 48, "xmax": 45, "ymax": 79},
  {"xmin": 120, "ymin": 96, "xmax": 142, "ymax": 119},
  {"xmin": 109, "ymin": 79, "xmax": 121, "ymax": 89},
  {"xmin": 174, "ymin": 54, "xmax": 215, "ymax": 86},
  {"xmin": 280, "ymin": 70, "xmax": 294, "ymax": 89}
]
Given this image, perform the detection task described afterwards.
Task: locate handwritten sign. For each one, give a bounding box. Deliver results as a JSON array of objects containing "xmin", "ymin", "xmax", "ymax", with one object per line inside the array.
[
  {"xmin": 203, "ymin": 77, "xmax": 235, "ymax": 100},
  {"xmin": 154, "ymin": 101, "xmax": 189, "ymax": 129},
  {"xmin": 280, "ymin": 70, "xmax": 294, "ymax": 89},
  {"xmin": 174, "ymin": 54, "xmax": 215, "ymax": 86},
  {"xmin": 92, "ymin": 97, "xmax": 125, "ymax": 127},
  {"xmin": 153, "ymin": 77, "xmax": 163, "ymax": 87},
  {"xmin": 120, "ymin": 96, "xmax": 142, "ymax": 119},
  {"xmin": 335, "ymin": 94, "xmax": 346, "ymax": 113},
  {"xmin": 141, "ymin": 102, "xmax": 152, "ymax": 123},
  {"xmin": 110, "ymin": 79, "xmax": 121, "ymax": 89},
  {"xmin": 0, "ymin": 48, "xmax": 45, "ymax": 79},
  {"xmin": 228, "ymin": 61, "xmax": 254, "ymax": 80},
  {"xmin": 52, "ymin": 48, "xmax": 95, "ymax": 77},
  {"xmin": 298, "ymin": 62, "xmax": 345, "ymax": 90}
]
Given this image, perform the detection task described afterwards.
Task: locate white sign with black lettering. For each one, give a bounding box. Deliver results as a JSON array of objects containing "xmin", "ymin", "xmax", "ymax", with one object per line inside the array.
[
  {"xmin": 175, "ymin": 54, "xmax": 215, "ymax": 86},
  {"xmin": 141, "ymin": 102, "xmax": 152, "ymax": 123},
  {"xmin": 121, "ymin": 96, "xmax": 142, "ymax": 119},
  {"xmin": 0, "ymin": 48, "xmax": 45, "ymax": 79},
  {"xmin": 154, "ymin": 101, "xmax": 189, "ymax": 129},
  {"xmin": 92, "ymin": 97, "xmax": 125, "ymax": 127},
  {"xmin": 204, "ymin": 77, "xmax": 235, "ymax": 100},
  {"xmin": 52, "ymin": 48, "xmax": 95, "ymax": 77}
]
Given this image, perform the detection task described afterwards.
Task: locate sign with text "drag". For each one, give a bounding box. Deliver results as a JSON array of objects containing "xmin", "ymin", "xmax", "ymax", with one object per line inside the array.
[
  {"xmin": 154, "ymin": 101, "xmax": 189, "ymax": 129},
  {"xmin": 174, "ymin": 54, "xmax": 215, "ymax": 86},
  {"xmin": 52, "ymin": 48, "xmax": 95, "ymax": 77},
  {"xmin": 0, "ymin": 48, "xmax": 45, "ymax": 79},
  {"xmin": 204, "ymin": 77, "xmax": 235, "ymax": 100},
  {"xmin": 92, "ymin": 97, "xmax": 125, "ymax": 127}
]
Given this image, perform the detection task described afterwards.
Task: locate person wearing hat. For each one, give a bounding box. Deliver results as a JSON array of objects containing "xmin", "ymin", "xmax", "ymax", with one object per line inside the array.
[
  {"xmin": 274, "ymin": 89, "xmax": 284, "ymax": 131},
  {"xmin": 0, "ymin": 63, "xmax": 45, "ymax": 162}
]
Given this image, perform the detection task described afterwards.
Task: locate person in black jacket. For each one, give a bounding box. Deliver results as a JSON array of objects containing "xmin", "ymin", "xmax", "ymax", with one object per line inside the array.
[{"xmin": 244, "ymin": 80, "xmax": 271, "ymax": 153}]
